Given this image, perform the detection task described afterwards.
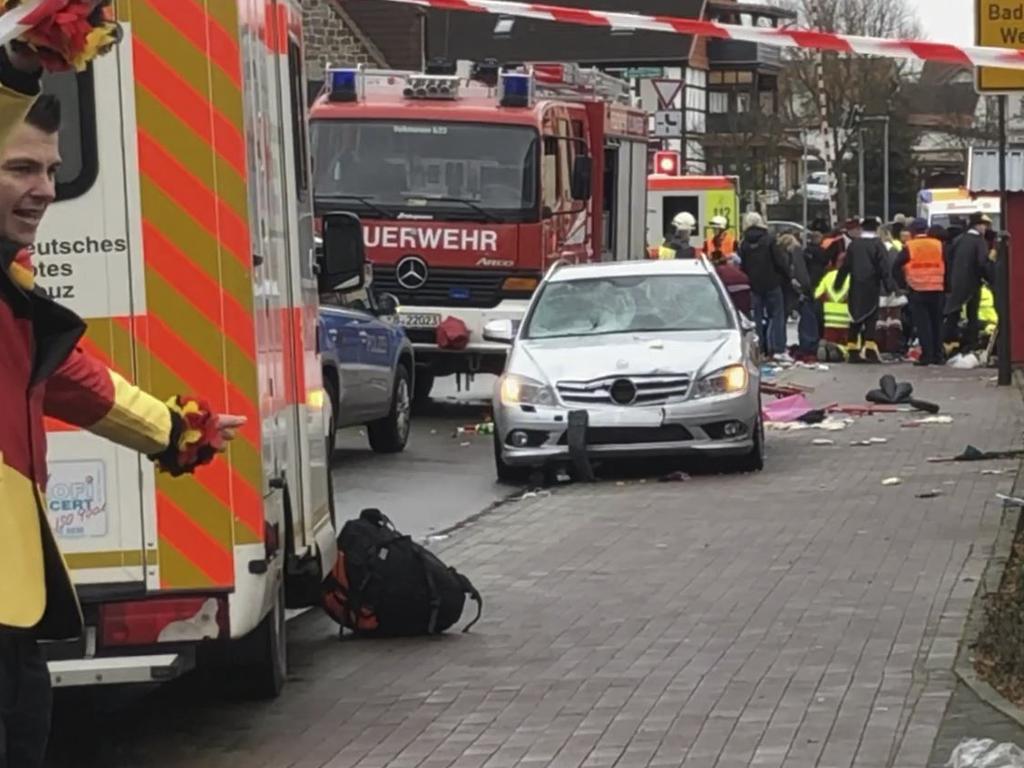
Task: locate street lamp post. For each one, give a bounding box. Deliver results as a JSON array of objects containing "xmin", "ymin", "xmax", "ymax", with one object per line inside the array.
[{"xmin": 861, "ymin": 115, "xmax": 891, "ymax": 221}]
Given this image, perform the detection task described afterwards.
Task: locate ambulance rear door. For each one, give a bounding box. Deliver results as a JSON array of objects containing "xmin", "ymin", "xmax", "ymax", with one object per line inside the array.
[{"xmin": 36, "ymin": 48, "xmax": 152, "ymax": 591}]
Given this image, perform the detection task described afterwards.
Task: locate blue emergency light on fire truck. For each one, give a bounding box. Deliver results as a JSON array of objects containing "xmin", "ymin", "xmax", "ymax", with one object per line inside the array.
[{"xmin": 310, "ymin": 60, "xmax": 650, "ymax": 401}]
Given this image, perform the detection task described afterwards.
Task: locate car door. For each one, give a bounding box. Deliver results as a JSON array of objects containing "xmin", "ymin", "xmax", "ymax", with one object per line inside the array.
[
  {"xmin": 360, "ymin": 309, "xmax": 396, "ymax": 421},
  {"xmin": 319, "ymin": 303, "xmax": 372, "ymax": 424}
]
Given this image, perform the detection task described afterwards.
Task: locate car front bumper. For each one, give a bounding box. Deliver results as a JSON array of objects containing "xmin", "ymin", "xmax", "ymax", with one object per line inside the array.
[{"xmin": 494, "ymin": 387, "xmax": 760, "ymax": 467}]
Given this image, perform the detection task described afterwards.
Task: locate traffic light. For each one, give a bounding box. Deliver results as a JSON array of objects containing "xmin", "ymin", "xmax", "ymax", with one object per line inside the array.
[{"xmin": 654, "ymin": 150, "xmax": 680, "ymax": 176}]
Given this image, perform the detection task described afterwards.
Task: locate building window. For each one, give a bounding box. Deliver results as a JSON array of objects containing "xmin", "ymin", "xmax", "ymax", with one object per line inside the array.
[
  {"xmin": 736, "ymin": 92, "xmax": 751, "ymax": 113},
  {"xmin": 759, "ymin": 91, "xmax": 774, "ymax": 115},
  {"xmin": 737, "ymin": 71, "xmax": 754, "ymax": 84},
  {"xmin": 709, "ymin": 71, "xmax": 723, "ymax": 85},
  {"xmin": 42, "ymin": 67, "xmax": 98, "ymax": 202},
  {"xmin": 708, "ymin": 91, "xmax": 728, "ymax": 114}
]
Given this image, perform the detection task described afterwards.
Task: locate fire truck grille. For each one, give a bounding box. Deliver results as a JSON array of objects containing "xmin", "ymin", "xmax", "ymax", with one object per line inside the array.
[{"xmin": 372, "ymin": 266, "xmax": 511, "ymax": 309}]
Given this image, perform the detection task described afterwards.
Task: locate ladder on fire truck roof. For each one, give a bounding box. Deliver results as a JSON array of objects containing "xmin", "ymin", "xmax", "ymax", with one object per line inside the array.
[{"xmin": 529, "ymin": 63, "xmax": 633, "ymax": 106}]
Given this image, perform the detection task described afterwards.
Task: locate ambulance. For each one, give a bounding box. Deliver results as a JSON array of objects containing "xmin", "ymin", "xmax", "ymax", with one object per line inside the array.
[
  {"xmin": 33, "ymin": 0, "xmax": 345, "ymax": 696},
  {"xmin": 645, "ymin": 153, "xmax": 741, "ymax": 258},
  {"xmin": 917, "ymin": 187, "xmax": 1001, "ymax": 231}
]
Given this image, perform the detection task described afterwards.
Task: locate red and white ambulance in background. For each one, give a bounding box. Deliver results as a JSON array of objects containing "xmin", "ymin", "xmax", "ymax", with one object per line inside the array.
[
  {"xmin": 309, "ymin": 61, "xmax": 649, "ymax": 398},
  {"xmin": 646, "ymin": 153, "xmax": 741, "ymax": 258}
]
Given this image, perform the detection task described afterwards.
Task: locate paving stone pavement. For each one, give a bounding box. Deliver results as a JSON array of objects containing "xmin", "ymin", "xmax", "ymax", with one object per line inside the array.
[{"xmin": 52, "ymin": 365, "xmax": 1024, "ymax": 768}]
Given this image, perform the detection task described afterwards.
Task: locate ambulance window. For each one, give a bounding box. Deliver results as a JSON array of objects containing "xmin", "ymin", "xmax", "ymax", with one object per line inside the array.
[
  {"xmin": 287, "ymin": 38, "xmax": 310, "ymax": 198},
  {"xmin": 41, "ymin": 67, "xmax": 97, "ymax": 202}
]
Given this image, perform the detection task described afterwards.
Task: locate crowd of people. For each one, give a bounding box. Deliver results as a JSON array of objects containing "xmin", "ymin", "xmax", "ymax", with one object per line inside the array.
[{"xmin": 657, "ymin": 209, "xmax": 1000, "ymax": 368}]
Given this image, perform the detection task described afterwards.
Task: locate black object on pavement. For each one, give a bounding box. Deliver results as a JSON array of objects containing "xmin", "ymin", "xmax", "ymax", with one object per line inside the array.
[
  {"xmin": 865, "ymin": 375, "xmax": 940, "ymax": 414},
  {"xmin": 323, "ymin": 508, "xmax": 482, "ymax": 636},
  {"xmin": 567, "ymin": 409, "xmax": 596, "ymax": 482},
  {"xmin": 928, "ymin": 445, "xmax": 1024, "ymax": 463}
]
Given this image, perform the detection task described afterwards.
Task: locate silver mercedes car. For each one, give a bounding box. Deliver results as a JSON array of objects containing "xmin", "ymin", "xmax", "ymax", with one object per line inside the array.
[{"xmin": 484, "ymin": 259, "xmax": 764, "ymax": 482}]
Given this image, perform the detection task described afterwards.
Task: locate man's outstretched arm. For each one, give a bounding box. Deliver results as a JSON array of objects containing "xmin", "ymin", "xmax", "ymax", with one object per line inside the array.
[{"xmin": 44, "ymin": 346, "xmax": 244, "ymax": 474}]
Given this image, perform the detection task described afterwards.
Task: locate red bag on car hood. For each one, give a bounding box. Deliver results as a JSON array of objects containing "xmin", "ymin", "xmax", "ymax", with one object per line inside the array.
[{"xmin": 436, "ymin": 316, "xmax": 470, "ymax": 350}]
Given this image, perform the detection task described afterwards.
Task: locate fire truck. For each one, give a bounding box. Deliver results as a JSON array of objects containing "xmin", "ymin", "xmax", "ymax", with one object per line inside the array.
[
  {"xmin": 309, "ymin": 61, "xmax": 649, "ymax": 398},
  {"xmin": 33, "ymin": 0, "xmax": 348, "ymax": 697},
  {"xmin": 646, "ymin": 152, "xmax": 741, "ymax": 258}
]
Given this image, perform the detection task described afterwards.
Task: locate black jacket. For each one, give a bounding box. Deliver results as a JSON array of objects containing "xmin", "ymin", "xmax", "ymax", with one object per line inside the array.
[
  {"xmin": 789, "ymin": 246, "xmax": 814, "ymax": 297},
  {"xmin": 739, "ymin": 227, "xmax": 790, "ymax": 294},
  {"xmin": 805, "ymin": 244, "xmax": 829, "ymax": 291},
  {"xmin": 837, "ymin": 235, "xmax": 892, "ymax": 323},
  {"xmin": 944, "ymin": 230, "xmax": 992, "ymax": 314}
]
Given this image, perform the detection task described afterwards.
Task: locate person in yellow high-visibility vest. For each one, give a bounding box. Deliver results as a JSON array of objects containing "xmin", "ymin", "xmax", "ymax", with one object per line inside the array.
[
  {"xmin": 658, "ymin": 211, "xmax": 699, "ymax": 260},
  {"xmin": 974, "ymin": 284, "xmax": 998, "ymax": 338},
  {"xmin": 815, "ymin": 268, "xmax": 851, "ymax": 361}
]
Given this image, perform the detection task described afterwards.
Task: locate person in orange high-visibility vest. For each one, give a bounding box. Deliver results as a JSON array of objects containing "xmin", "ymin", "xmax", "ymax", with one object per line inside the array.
[
  {"xmin": 704, "ymin": 216, "xmax": 736, "ymax": 262},
  {"xmin": 894, "ymin": 217, "xmax": 946, "ymax": 366}
]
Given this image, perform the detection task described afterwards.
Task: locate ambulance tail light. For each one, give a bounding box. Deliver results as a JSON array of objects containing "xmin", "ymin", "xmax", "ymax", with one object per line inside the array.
[
  {"xmin": 655, "ymin": 151, "xmax": 680, "ymax": 176},
  {"xmin": 327, "ymin": 68, "xmax": 362, "ymax": 103},
  {"xmin": 499, "ymin": 72, "xmax": 534, "ymax": 108},
  {"xmin": 501, "ymin": 275, "xmax": 539, "ymax": 296},
  {"xmin": 100, "ymin": 596, "xmax": 228, "ymax": 647}
]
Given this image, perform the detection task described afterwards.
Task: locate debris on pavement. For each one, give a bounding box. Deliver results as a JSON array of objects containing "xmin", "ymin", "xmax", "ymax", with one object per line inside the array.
[
  {"xmin": 947, "ymin": 352, "xmax": 982, "ymax": 370},
  {"xmin": 865, "ymin": 374, "xmax": 941, "ymax": 414},
  {"xmin": 982, "ymin": 469, "xmax": 1009, "ymax": 476},
  {"xmin": 811, "ymin": 438, "xmax": 835, "ymax": 446},
  {"xmin": 828, "ymin": 404, "xmax": 913, "ymax": 415},
  {"xmin": 882, "ymin": 477, "xmax": 902, "ymax": 486},
  {"xmin": 766, "ymin": 418, "xmax": 853, "ymax": 433},
  {"xmin": 659, "ymin": 470, "xmax": 691, "ymax": 483},
  {"xmin": 903, "ymin": 415, "xmax": 955, "ymax": 427},
  {"xmin": 929, "ymin": 445, "xmax": 1024, "ymax": 464},
  {"xmin": 997, "ymin": 493, "xmax": 1024, "ymax": 507},
  {"xmin": 763, "ymin": 394, "xmax": 814, "ymax": 423},
  {"xmin": 947, "ymin": 738, "xmax": 1024, "ymax": 768},
  {"xmin": 915, "ymin": 489, "xmax": 944, "ymax": 499},
  {"xmin": 850, "ymin": 438, "xmax": 889, "ymax": 447}
]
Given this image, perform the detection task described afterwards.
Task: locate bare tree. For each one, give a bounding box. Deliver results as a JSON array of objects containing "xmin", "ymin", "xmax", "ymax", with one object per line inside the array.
[{"xmin": 780, "ymin": 0, "xmax": 922, "ymax": 218}]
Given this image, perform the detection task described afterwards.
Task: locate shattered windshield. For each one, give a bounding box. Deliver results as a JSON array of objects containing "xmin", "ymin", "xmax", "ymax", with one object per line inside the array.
[{"xmin": 524, "ymin": 274, "xmax": 732, "ymax": 339}]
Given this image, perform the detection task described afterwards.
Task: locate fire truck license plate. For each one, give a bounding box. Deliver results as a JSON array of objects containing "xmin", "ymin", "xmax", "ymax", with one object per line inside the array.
[{"xmin": 399, "ymin": 312, "xmax": 442, "ymax": 329}]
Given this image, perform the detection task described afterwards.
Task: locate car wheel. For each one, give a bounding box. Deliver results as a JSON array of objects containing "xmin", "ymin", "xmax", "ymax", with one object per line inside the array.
[
  {"xmin": 323, "ymin": 375, "xmax": 338, "ymax": 460},
  {"xmin": 413, "ymin": 367, "xmax": 435, "ymax": 405},
  {"xmin": 367, "ymin": 364, "xmax": 412, "ymax": 453},
  {"xmin": 731, "ymin": 414, "xmax": 765, "ymax": 473},
  {"xmin": 493, "ymin": 430, "xmax": 530, "ymax": 485}
]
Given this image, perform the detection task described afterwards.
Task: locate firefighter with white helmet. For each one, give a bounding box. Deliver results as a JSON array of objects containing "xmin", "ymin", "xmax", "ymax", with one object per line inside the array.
[
  {"xmin": 705, "ymin": 215, "xmax": 737, "ymax": 262},
  {"xmin": 659, "ymin": 211, "xmax": 698, "ymax": 259}
]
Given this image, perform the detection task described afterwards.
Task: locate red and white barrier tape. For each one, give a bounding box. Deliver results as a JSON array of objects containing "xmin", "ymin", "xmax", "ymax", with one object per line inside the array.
[{"xmin": 374, "ymin": 0, "xmax": 1024, "ymax": 70}]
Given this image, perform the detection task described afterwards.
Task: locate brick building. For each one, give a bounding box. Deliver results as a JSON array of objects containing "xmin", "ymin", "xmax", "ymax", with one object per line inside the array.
[{"xmin": 301, "ymin": 0, "xmax": 423, "ymax": 95}]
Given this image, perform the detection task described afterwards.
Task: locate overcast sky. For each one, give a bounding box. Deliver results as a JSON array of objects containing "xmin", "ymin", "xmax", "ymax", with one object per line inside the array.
[{"xmin": 908, "ymin": 0, "xmax": 972, "ymax": 44}]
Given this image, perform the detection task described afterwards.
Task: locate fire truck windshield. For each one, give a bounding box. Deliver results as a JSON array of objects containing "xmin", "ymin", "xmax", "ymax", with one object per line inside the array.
[{"xmin": 311, "ymin": 120, "xmax": 539, "ymax": 222}]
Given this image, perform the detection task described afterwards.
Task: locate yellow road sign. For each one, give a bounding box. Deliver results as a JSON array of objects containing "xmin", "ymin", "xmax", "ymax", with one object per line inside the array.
[{"xmin": 977, "ymin": 0, "xmax": 1024, "ymax": 92}]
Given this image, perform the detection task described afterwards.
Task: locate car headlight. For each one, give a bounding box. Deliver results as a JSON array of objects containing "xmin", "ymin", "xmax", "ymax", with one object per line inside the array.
[
  {"xmin": 692, "ymin": 365, "xmax": 749, "ymax": 399},
  {"xmin": 500, "ymin": 374, "xmax": 556, "ymax": 407}
]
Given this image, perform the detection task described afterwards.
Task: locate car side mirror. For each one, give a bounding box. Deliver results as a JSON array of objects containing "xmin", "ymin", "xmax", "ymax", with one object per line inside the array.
[
  {"xmin": 483, "ymin": 318, "xmax": 516, "ymax": 344},
  {"xmin": 376, "ymin": 292, "xmax": 399, "ymax": 317},
  {"xmin": 570, "ymin": 155, "xmax": 592, "ymax": 201},
  {"xmin": 317, "ymin": 212, "xmax": 366, "ymax": 293}
]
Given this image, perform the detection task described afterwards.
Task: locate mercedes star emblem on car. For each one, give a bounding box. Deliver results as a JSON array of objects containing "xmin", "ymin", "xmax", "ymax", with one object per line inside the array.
[{"xmin": 395, "ymin": 256, "xmax": 429, "ymax": 290}]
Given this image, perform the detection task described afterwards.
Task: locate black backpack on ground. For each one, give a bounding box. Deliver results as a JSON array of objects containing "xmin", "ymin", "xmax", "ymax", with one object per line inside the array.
[{"xmin": 322, "ymin": 508, "xmax": 482, "ymax": 637}]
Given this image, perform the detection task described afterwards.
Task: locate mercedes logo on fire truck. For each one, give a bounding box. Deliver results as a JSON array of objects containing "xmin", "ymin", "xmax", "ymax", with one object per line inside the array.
[{"xmin": 395, "ymin": 256, "xmax": 429, "ymax": 290}]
